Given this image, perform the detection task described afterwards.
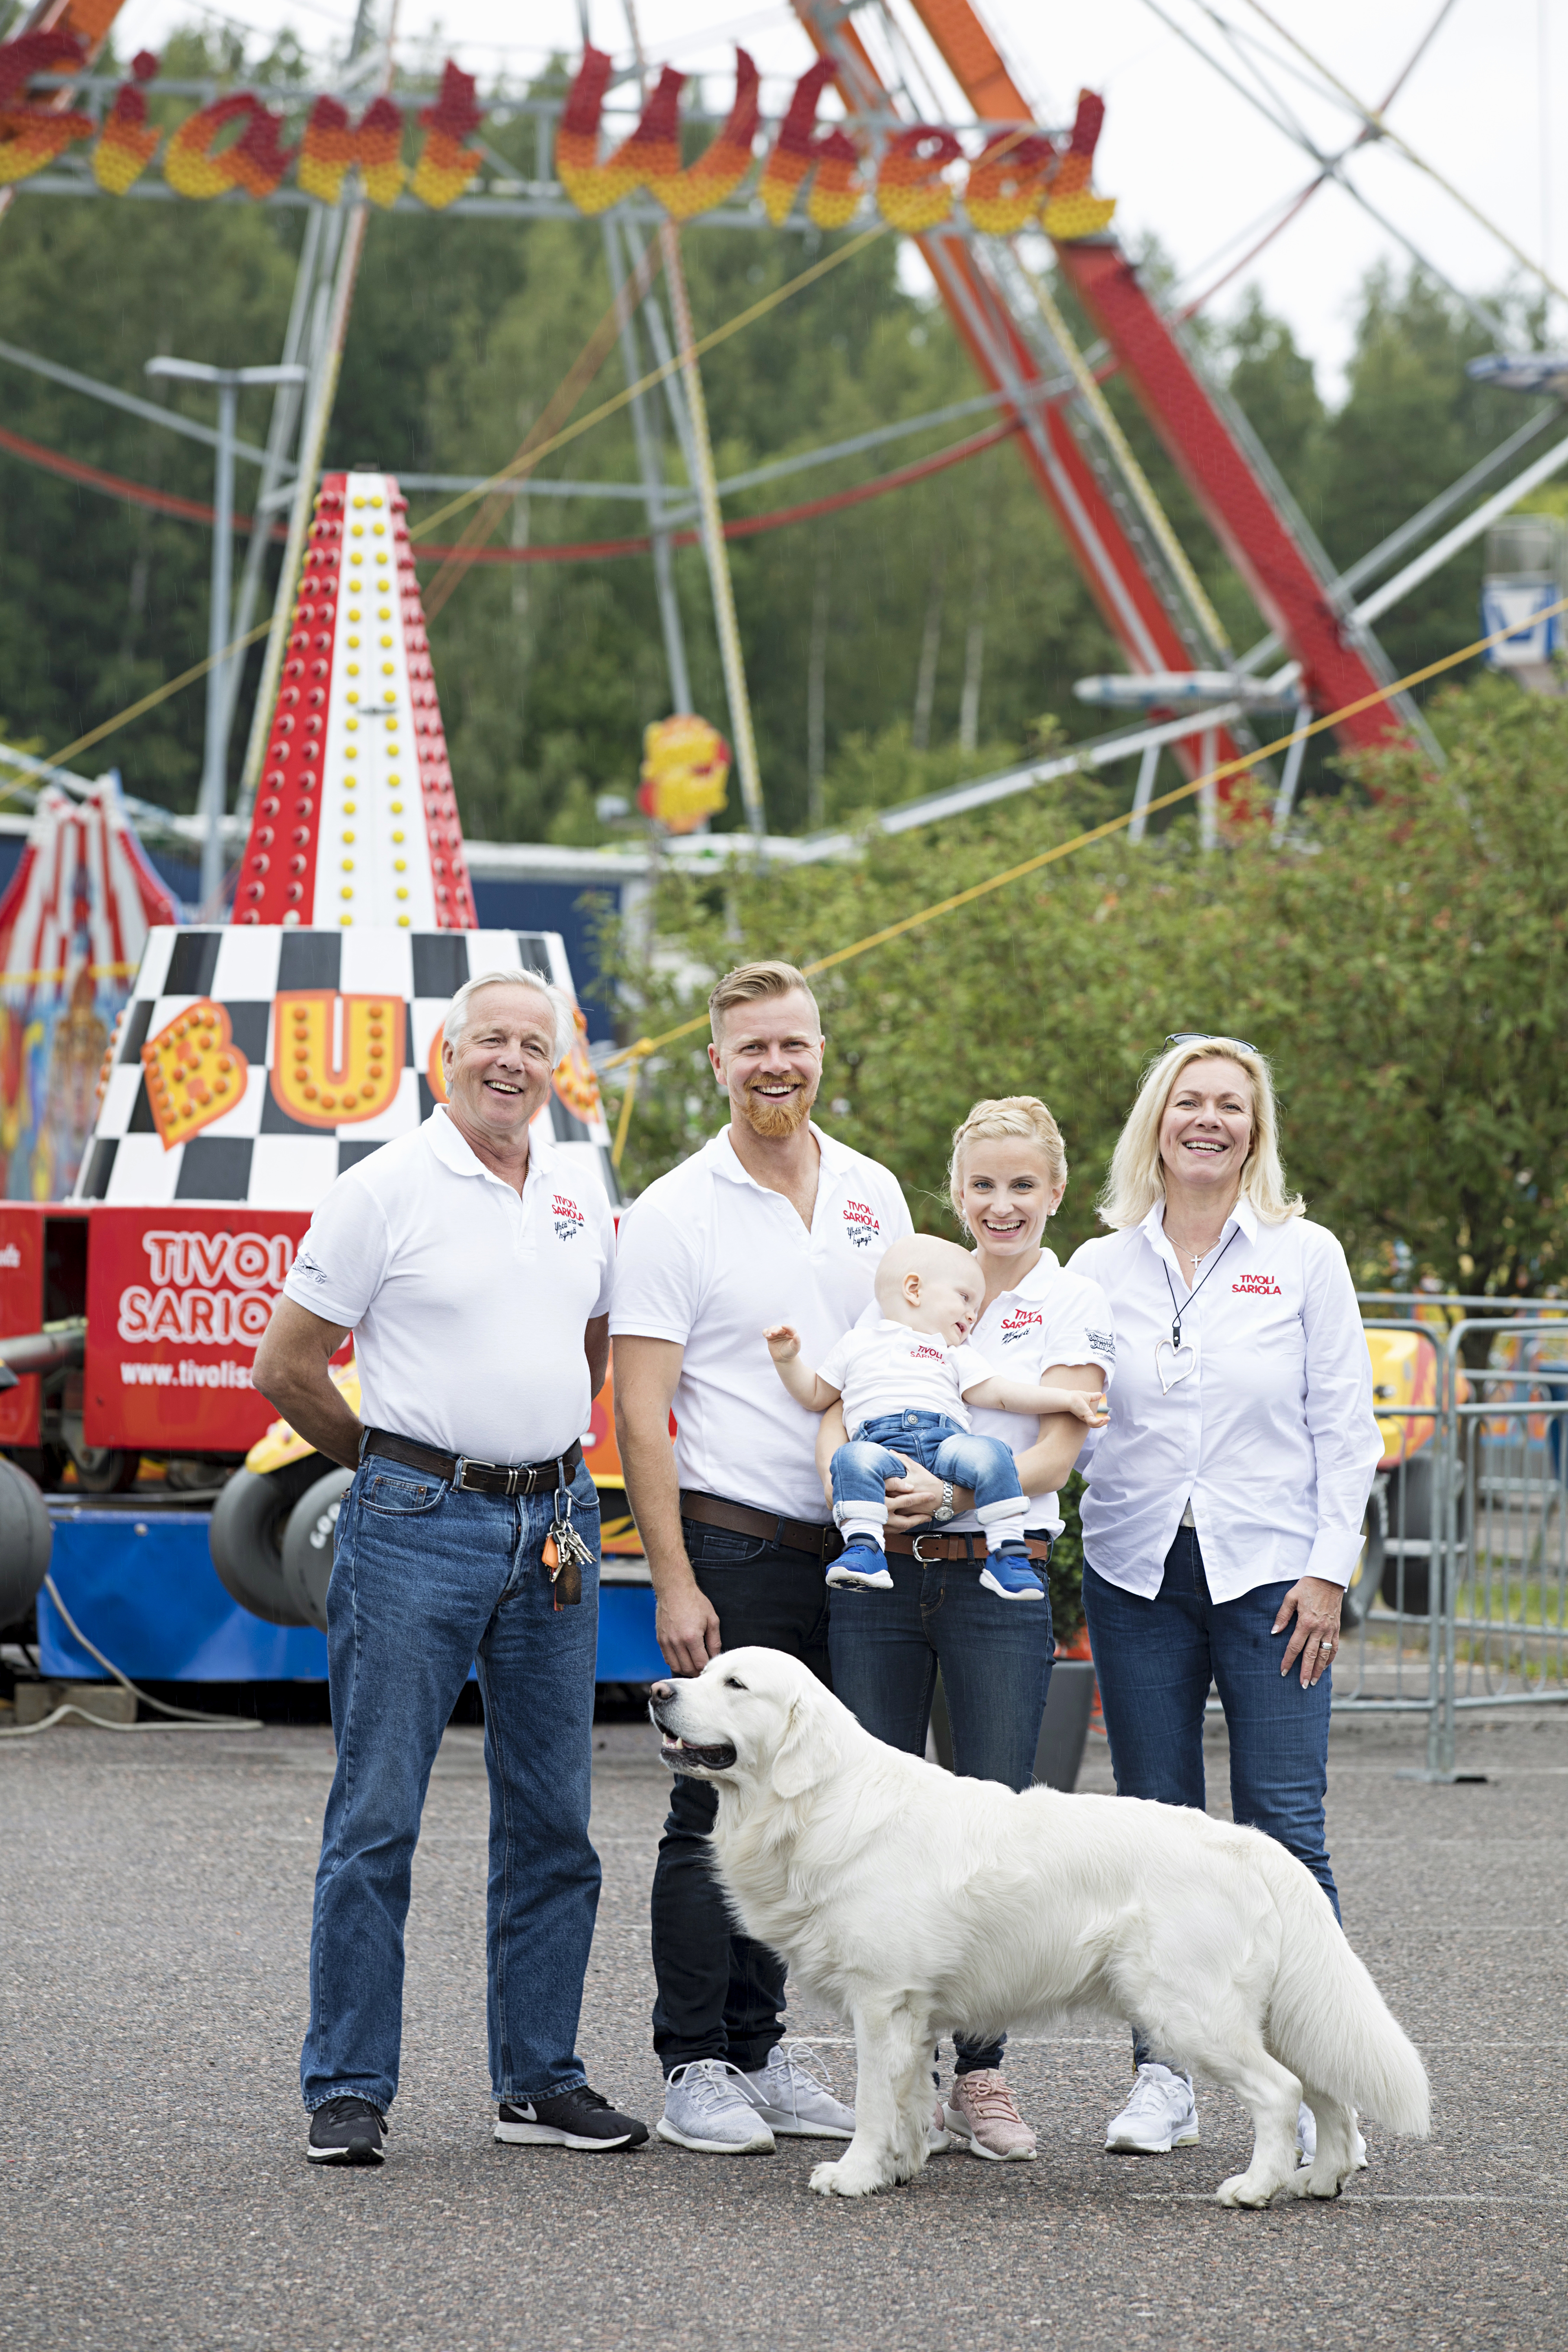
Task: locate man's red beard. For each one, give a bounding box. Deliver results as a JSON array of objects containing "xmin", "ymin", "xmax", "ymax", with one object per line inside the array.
[{"xmin": 739, "ymin": 1078, "xmax": 814, "ymax": 1138}]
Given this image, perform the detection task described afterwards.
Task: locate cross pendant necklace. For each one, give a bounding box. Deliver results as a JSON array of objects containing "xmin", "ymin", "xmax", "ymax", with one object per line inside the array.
[{"xmin": 1155, "ymin": 1228, "xmax": 1238, "ymax": 1393}]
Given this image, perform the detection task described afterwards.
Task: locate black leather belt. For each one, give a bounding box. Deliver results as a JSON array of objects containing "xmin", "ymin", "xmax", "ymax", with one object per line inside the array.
[
  {"xmin": 680, "ymin": 1489, "xmax": 843, "ymax": 1565},
  {"xmin": 362, "ymin": 1428, "xmax": 583, "ymax": 1498}
]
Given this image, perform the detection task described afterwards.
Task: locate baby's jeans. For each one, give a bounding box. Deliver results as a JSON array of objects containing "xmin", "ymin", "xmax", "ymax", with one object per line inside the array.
[{"xmin": 831, "ymin": 1410, "xmax": 1025, "ymax": 1550}]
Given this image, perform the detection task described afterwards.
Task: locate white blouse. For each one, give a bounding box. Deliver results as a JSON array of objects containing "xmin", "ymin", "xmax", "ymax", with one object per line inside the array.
[
  {"xmin": 1068, "ymin": 1197, "xmax": 1380, "ymax": 1602},
  {"xmin": 945, "ymin": 1248, "xmax": 1116, "ymax": 1538}
]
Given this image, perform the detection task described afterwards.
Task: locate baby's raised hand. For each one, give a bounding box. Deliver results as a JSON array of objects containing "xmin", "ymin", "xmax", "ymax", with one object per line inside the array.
[
  {"xmin": 1072, "ymin": 1392, "xmax": 1110, "ymax": 1427},
  {"xmin": 764, "ymin": 1324, "xmax": 802, "ymax": 1362}
]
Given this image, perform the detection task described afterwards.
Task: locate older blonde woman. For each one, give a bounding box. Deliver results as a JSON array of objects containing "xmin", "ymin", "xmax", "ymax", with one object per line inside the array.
[
  {"xmin": 818, "ymin": 1097, "xmax": 1114, "ymax": 2161},
  {"xmin": 1069, "ymin": 1037, "xmax": 1380, "ymax": 2162}
]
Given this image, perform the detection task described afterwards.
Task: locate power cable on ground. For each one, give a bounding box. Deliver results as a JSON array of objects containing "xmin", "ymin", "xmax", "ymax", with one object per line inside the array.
[{"xmin": 0, "ymin": 1572, "xmax": 261, "ymax": 1737}]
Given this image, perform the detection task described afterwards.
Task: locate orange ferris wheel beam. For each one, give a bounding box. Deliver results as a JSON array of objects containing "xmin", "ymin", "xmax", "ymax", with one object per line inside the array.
[{"xmin": 789, "ymin": 0, "xmax": 1246, "ymax": 793}]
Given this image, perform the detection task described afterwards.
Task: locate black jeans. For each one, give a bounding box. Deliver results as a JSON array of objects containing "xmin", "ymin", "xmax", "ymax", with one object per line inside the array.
[{"xmin": 650, "ymin": 1515, "xmax": 832, "ymax": 2078}]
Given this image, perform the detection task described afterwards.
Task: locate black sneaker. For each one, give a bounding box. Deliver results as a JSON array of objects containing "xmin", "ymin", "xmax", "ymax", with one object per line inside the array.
[
  {"xmin": 495, "ymin": 2083, "xmax": 650, "ymax": 2150},
  {"xmin": 307, "ymin": 2095, "xmax": 388, "ymax": 2165}
]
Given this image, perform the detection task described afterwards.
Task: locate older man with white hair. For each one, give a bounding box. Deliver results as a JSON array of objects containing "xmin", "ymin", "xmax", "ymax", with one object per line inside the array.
[{"xmin": 254, "ymin": 970, "xmax": 648, "ymax": 2168}]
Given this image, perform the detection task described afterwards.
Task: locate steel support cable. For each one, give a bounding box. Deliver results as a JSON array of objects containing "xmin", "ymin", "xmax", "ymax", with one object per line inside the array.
[
  {"xmin": 600, "ymin": 593, "xmax": 1568, "ymax": 1165},
  {"xmin": 18, "ymin": 224, "xmax": 888, "ymax": 784},
  {"xmin": 661, "ymin": 219, "xmax": 767, "ymax": 848},
  {"xmin": 421, "ymin": 232, "xmax": 666, "ymax": 622},
  {"xmin": 410, "ymin": 224, "xmax": 889, "ymax": 541},
  {"xmin": 1176, "ymin": 167, "xmax": 1332, "ymax": 319},
  {"xmin": 237, "ymin": 0, "xmax": 399, "ymax": 818},
  {"xmin": 1022, "ymin": 262, "xmax": 1234, "ymax": 659},
  {"xmin": 1134, "ymin": 0, "xmax": 1512, "ymax": 347},
  {"xmin": 0, "ymin": 334, "xmax": 285, "ymax": 469},
  {"xmin": 1238, "ymin": 0, "xmax": 1568, "ymax": 310},
  {"xmin": 0, "ymin": 422, "xmax": 261, "ymax": 525},
  {"xmin": 0, "ymin": 408, "xmax": 1022, "ymax": 562},
  {"xmin": 929, "ymin": 234, "xmax": 1177, "ymax": 673}
]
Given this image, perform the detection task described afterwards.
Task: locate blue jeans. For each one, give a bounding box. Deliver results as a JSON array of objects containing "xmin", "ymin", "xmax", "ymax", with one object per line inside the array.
[
  {"xmin": 300, "ymin": 1451, "xmax": 602, "ymax": 2114},
  {"xmin": 650, "ymin": 1514, "xmax": 832, "ymax": 2076},
  {"xmin": 1082, "ymin": 1526, "xmax": 1338, "ymax": 2070},
  {"xmin": 829, "ymin": 1556, "xmax": 1055, "ymax": 2074},
  {"xmin": 832, "ymin": 1411, "xmax": 1023, "ymax": 1532}
]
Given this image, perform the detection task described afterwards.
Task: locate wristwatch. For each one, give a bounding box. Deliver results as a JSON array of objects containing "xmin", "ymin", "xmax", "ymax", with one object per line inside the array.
[{"xmin": 931, "ymin": 1481, "xmax": 956, "ymax": 1526}]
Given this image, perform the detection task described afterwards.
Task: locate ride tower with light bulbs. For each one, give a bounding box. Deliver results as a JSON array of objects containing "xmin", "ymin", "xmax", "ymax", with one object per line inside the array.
[
  {"xmin": 0, "ymin": 471, "xmax": 622, "ymax": 1581},
  {"xmin": 237, "ymin": 470, "xmax": 477, "ymax": 932}
]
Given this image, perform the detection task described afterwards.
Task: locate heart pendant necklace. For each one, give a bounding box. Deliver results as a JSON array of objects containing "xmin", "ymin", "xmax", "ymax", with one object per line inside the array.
[{"xmin": 1158, "ymin": 1227, "xmax": 1239, "ymax": 1392}]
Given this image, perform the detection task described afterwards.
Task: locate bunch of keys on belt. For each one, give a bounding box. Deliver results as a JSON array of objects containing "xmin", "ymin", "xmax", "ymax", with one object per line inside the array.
[{"xmin": 542, "ymin": 1491, "xmax": 593, "ymax": 1607}]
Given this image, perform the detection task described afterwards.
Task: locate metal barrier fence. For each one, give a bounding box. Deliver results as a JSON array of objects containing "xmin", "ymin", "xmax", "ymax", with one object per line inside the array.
[{"xmin": 1327, "ymin": 1293, "xmax": 1568, "ymax": 1778}]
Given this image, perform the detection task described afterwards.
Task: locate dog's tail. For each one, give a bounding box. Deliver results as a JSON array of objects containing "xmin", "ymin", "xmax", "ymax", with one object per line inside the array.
[{"xmin": 1260, "ymin": 1845, "xmax": 1430, "ymax": 2136}]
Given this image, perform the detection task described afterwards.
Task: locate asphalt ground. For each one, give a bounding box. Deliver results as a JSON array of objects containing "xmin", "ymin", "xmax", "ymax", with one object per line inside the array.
[{"xmin": 5, "ymin": 1696, "xmax": 1568, "ymax": 2352}]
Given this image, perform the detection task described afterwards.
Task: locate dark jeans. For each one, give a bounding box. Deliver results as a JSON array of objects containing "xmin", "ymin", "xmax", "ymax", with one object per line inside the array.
[
  {"xmin": 650, "ymin": 1514, "xmax": 832, "ymax": 2078},
  {"xmin": 829, "ymin": 1555, "xmax": 1055, "ymax": 2075},
  {"xmin": 1083, "ymin": 1525, "xmax": 1338, "ymax": 2070}
]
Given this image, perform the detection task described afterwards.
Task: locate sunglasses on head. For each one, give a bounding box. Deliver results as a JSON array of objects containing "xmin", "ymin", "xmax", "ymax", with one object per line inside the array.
[{"xmin": 1165, "ymin": 1032, "xmax": 1260, "ymax": 1056}]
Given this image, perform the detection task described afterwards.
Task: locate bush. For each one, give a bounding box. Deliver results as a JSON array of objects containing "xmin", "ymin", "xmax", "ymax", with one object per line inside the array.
[{"xmin": 1047, "ymin": 1472, "xmax": 1088, "ymax": 1644}]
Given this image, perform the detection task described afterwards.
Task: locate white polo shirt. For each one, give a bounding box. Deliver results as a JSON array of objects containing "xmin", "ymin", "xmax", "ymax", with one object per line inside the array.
[
  {"xmin": 816, "ymin": 1318, "xmax": 995, "ymax": 1434},
  {"xmin": 610, "ymin": 1123, "xmax": 912, "ymax": 1521},
  {"xmin": 283, "ymin": 1105, "xmax": 613, "ymax": 1464},
  {"xmin": 945, "ymin": 1248, "xmax": 1116, "ymax": 1539},
  {"xmin": 1068, "ymin": 1197, "xmax": 1380, "ymax": 1601}
]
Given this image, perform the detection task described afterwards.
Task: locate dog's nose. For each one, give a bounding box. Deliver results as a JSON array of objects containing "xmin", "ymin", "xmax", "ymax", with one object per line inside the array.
[{"xmin": 650, "ymin": 1679, "xmax": 676, "ymax": 1704}]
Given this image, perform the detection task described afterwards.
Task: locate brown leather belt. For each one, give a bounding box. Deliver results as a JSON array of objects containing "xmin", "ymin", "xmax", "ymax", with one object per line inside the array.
[
  {"xmin": 363, "ymin": 1428, "xmax": 583, "ymax": 1498},
  {"xmin": 679, "ymin": 1490, "xmax": 843, "ymax": 1566},
  {"xmin": 883, "ymin": 1529, "xmax": 1055, "ymax": 1565}
]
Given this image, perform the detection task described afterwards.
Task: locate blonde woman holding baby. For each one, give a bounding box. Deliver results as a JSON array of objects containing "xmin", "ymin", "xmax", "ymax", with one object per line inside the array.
[{"xmin": 807, "ymin": 1096, "xmax": 1115, "ymax": 2160}]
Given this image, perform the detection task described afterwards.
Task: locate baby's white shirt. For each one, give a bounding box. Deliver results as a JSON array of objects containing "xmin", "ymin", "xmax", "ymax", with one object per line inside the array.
[{"xmin": 815, "ymin": 1317, "xmax": 995, "ymax": 1434}]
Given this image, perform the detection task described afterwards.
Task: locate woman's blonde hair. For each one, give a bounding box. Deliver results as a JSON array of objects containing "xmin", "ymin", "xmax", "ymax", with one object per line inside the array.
[
  {"xmin": 1097, "ymin": 1038, "xmax": 1301, "ymax": 1229},
  {"xmin": 948, "ymin": 1097, "xmax": 1068, "ymax": 1233}
]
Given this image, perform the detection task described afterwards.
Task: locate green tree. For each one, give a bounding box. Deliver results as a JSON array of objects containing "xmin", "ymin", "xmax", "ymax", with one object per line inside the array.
[{"xmin": 602, "ymin": 679, "xmax": 1568, "ymax": 1301}]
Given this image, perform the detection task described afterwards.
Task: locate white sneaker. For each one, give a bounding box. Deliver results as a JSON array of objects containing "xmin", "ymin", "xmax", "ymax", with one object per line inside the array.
[
  {"xmin": 1104, "ymin": 2062, "xmax": 1200, "ymax": 2152},
  {"xmin": 656, "ymin": 2059, "xmax": 776, "ymax": 2153},
  {"xmin": 738, "ymin": 2042, "xmax": 855, "ymax": 2138},
  {"xmin": 928, "ymin": 2099, "xmax": 955, "ymax": 2154},
  {"xmin": 1296, "ymin": 2102, "xmax": 1368, "ymax": 2169}
]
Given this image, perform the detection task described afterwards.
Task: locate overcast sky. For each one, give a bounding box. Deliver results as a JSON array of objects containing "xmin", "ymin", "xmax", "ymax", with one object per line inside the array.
[{"xmin": 118, "ymin": 0, "xmax": 1562, "ymax": 400}]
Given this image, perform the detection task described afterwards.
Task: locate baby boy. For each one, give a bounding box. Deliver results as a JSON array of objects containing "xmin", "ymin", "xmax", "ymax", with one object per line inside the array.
[{"xmin": 765, "ymin": 1234, "xmax": 1106, "ymax": 1602}]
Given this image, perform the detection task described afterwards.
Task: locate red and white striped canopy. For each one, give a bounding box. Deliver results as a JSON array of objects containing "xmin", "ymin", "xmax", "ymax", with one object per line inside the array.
[{"xmin": 0, "ymin": 776, "xmax": 179, "ymax": 1200}]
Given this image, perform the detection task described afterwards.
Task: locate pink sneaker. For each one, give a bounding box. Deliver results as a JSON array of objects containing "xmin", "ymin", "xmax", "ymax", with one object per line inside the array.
[{"xmin": 943, "ymin": 2070, "xmax": 1037, "ymax": 2162}]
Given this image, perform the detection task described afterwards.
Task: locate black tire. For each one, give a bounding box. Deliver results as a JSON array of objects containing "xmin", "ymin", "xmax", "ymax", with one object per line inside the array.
[
  {"xmin": 1379, "ymin": 1451, "xmax": 1469, "ymax": 1618},
  {"xmin": 6, "ymin": 1445, "xmax": 70, "ymax": 1492},
  {"xmin": 1341, "ymin": 1485, "xmax": 1385, "ymax": 1630},
  {"xmin": 66, "ymin": 1446, "xmax": 140, "ymax": 1496},
  {"xmin": 0, "ymin": 1456, "xmax": 52, "ymax": 1625},
  {"xmin": 208, "ymin": 1459, "xmax": 324, "ymax": 1626},
  {"xmin": 281, "ymin": 1467, "xmax": 354, "ymax": 1633}
]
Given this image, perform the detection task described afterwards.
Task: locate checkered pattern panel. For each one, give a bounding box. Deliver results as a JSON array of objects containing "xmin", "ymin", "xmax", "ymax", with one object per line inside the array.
[{"xmin": 77, "ymin": 926, "xmax": 618, "ymax": 1209}]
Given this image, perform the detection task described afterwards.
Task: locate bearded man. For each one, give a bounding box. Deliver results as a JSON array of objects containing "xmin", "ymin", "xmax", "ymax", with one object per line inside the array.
[{"xmin": 613, "ymin": 960, "xmax": 911, "ymax": 2154}]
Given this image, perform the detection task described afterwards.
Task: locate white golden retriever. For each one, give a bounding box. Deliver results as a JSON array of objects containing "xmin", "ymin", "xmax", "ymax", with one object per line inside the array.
[{"xmin": 650, "ymin": 1647, "xmax": 1429, "ymax": 2207}]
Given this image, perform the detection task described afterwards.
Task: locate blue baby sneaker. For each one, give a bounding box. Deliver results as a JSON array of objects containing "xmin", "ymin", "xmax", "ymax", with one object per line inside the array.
[
  {"xmin": 979, "ymin": 1544, "xmax": 1044, "ymax": 1602},
  {"xmin": 827, "ymin": 1542, "xmax": 894, "ymax": 1592}
]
